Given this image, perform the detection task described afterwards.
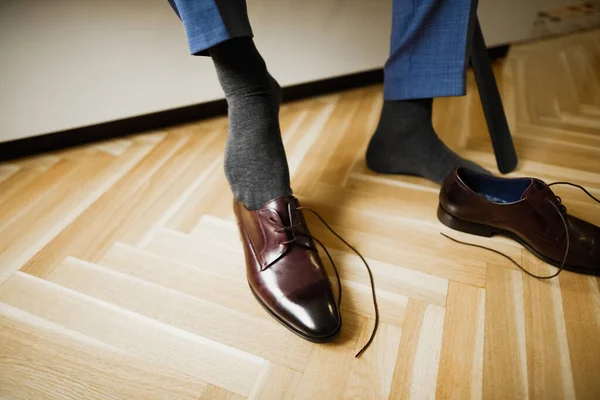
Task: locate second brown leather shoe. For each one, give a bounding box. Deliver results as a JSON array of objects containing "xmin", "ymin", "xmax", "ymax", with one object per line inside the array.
[
  {"xmin": 234, "ymin": 195, "xmax": 341, "ymax": 342},
  {"xmin": 439, "ymin": 168, "xmax": 599, "ymax": 275}
]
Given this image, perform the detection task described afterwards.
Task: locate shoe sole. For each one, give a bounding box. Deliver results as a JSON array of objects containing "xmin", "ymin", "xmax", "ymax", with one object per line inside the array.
[
  {"xmin": 247, "ymin": 282, "xmax": 342, "ymax": 343},
  {"xmin": 437, "ymin": 204, "xmax": 599, "ymax": 276}
]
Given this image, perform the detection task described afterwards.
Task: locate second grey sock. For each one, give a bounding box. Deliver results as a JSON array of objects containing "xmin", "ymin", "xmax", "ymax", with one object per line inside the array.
[
  {"xmin": 209, "ymin": 38, "xmax": 292, "ymax": 210},
  {"xmin": 366, "ymin": 98, "xmax": 489, "ymax": 184}
]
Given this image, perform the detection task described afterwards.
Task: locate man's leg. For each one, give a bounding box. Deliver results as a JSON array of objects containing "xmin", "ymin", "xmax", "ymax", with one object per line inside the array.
[
  {"xmin": 169, "ymin": 0, "xmax": 291, "ymax": 209},
  {"xmin": 366, "ymin": 0, "xmax": 488, "ymax": 184},
  {"xmin": 168, "ymin": 1, "xmax": 341, "ymax": 345}
]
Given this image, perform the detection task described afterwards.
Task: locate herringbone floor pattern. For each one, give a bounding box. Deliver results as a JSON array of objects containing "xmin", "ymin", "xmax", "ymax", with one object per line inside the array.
[{"xmin": 1, "ymin": 29, "xmax": 599, "ymax": 399}]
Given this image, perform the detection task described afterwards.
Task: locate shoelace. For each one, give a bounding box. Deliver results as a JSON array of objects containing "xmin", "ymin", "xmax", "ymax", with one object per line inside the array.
[
  {"xmin": 271, "ymin": 206, "xmax": 379, "ymax": 358},
  {"xmin": 442, "ymin": 181, "xmax": 600, "ymax": 279}
]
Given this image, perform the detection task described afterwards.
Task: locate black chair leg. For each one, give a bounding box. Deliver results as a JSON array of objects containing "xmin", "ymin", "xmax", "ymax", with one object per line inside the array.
[{"xmin": 470, "ymin": 18, "xmax": 518, "ymax": 174}]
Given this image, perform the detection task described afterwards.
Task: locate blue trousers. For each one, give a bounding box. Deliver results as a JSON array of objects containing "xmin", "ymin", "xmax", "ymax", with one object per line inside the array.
[{"xmin": 168, "ymin": 0, "xmax": 477, "ymax": 100}]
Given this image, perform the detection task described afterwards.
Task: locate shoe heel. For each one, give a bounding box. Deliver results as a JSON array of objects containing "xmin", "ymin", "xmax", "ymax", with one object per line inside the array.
[{"xmin": 437, "ymin": 205, "xmax": 496, "ymax": 238}]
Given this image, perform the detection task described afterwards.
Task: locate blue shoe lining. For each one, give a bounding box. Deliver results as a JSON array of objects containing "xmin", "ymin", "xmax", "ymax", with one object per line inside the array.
[{"xmin": 459, "ymin": 169, "xmax": 532, "ymax": 204}]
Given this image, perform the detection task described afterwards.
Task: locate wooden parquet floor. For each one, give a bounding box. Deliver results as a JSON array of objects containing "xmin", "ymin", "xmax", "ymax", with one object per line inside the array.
[{"xmin": 1, "ymin": 29, "xmax": 600, "ymax": 400}]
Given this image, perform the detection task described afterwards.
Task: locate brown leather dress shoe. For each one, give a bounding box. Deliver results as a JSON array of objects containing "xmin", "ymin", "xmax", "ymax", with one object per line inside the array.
[
  {"xmin": 234, "ymin": 195, "xmax": 341, "ymax": 342},
  {"xmin": 438, "ymin": 168, "xmax": 600, "ymax": 275}
]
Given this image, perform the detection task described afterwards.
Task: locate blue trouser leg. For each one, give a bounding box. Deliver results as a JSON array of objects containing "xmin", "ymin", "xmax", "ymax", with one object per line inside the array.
[
  {"xmin": 169, "ymin": 0, "xmax": 476, "ymax": 98},
  {"xmin": 168, "ymin": 0, "xmax": 252, "ymax": 55},
  {"xmin": 384, "ymin": 0, "xmax": 478, "ymax": 100}
]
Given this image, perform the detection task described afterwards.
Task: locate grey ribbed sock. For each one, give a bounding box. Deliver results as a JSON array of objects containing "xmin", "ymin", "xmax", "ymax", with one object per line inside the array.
[
  {"xmin": 209, "ymin": 38, "xmax": 292, "ymax": 210},
  {"xmin": 366, "ymin": 98, "xmax": 488, "ymax": 184}
]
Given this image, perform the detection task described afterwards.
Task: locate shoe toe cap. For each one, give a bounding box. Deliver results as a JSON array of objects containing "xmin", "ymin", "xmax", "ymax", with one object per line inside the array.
[{"xmin": 283, "ymin": 289, "xmax": 341, "ymax": 341}]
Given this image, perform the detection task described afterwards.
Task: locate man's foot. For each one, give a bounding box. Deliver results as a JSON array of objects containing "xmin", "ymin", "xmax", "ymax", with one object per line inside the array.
[
  {"xmin": 365, "ymin": 98, "xmax": 489, "ymax": 184},
  {"xmin": 234, "ymin": 195, "xmax": 341, "ymax": 342}
]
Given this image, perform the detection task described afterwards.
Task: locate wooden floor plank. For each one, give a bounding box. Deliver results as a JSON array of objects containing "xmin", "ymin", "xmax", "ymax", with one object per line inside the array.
[
  {"xmin": 118, "ymin": 130, "xmax": 226, "ymax": 246},
  {"xmin": 435, "ymin": 282, "xmax": 485, "ymax": 400},
  {"xmin": 14, "ymin": 155, "xmax": 61, "ymax": 172},
  {"xmin": 292, "ymin": 88, "xmax": 364, "ymax": 196},
  {"xmin": 0, "ymin": 164, "xmax": 19, "ymax": 184},
  {"xmin": 21, "ymin": 134, "xmax": 182, "ymax": 278},
  {"xmin": 47, "ymin": 257, "xmax": 313, "ymax": 371},
  {"xmin": 248, "ymin": 364, "xmax": 302, "ymax": 400},
  {"xmin": 0, "ymin": 152, "xmax": 113, "ymax": 282},
  {"xmin": 559, "ymin": 271, "xmax": 600, "ymax": 399},
  {"xmin": 0, "ymin": 272, "xmax": 266, "ymax": 397},
  {"xmin": 0, "ymin": 159, "xmax": 78, "ymax": 233},
  {"xmin": 0, "ymin": 304, "xmax": 207, "ymax": 400},
  {"xmin": 0, "ymin": 167, "xmax": 41, "ymax": 207},
  {"xmin": 483, "ymin": 265, "xmax": 528, "ymax": 399},
  {"xmin": 200, "ymin": 385, "xmax": 244, "ymax": 400},
  {"xmin": 165, "ymin": 157, "xmax": 229, "ymax": 233},
  {"xmin": 293, "ymin": 344, "xmax": 355, "ymax": 400},
  {"xmin": 100, "ymin": 241, "xmax": 264, "ymax": 316},
  {"xmin": 319, "ymin": 86, "xmax": 381, "ymax": 186},
  {"xmin": 522, "ymin": 254, "xmax": 575, "ymax": 400},
  {"xmin": 388, "ymin": 300, "xmax": 446, "ymax": 400},
  {"xmin": 341, "ymin": 320, "xmax": 402, "ymax": 400}
]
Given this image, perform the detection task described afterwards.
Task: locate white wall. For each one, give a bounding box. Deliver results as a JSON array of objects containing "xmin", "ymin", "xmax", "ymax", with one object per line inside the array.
[
  {"xmin": 1, "ymin": 0, "xmax": 595, "ymax": 142},
  {"xmin": 0, "ymin": 0, "xmax": 391, "ymax": 142}
]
